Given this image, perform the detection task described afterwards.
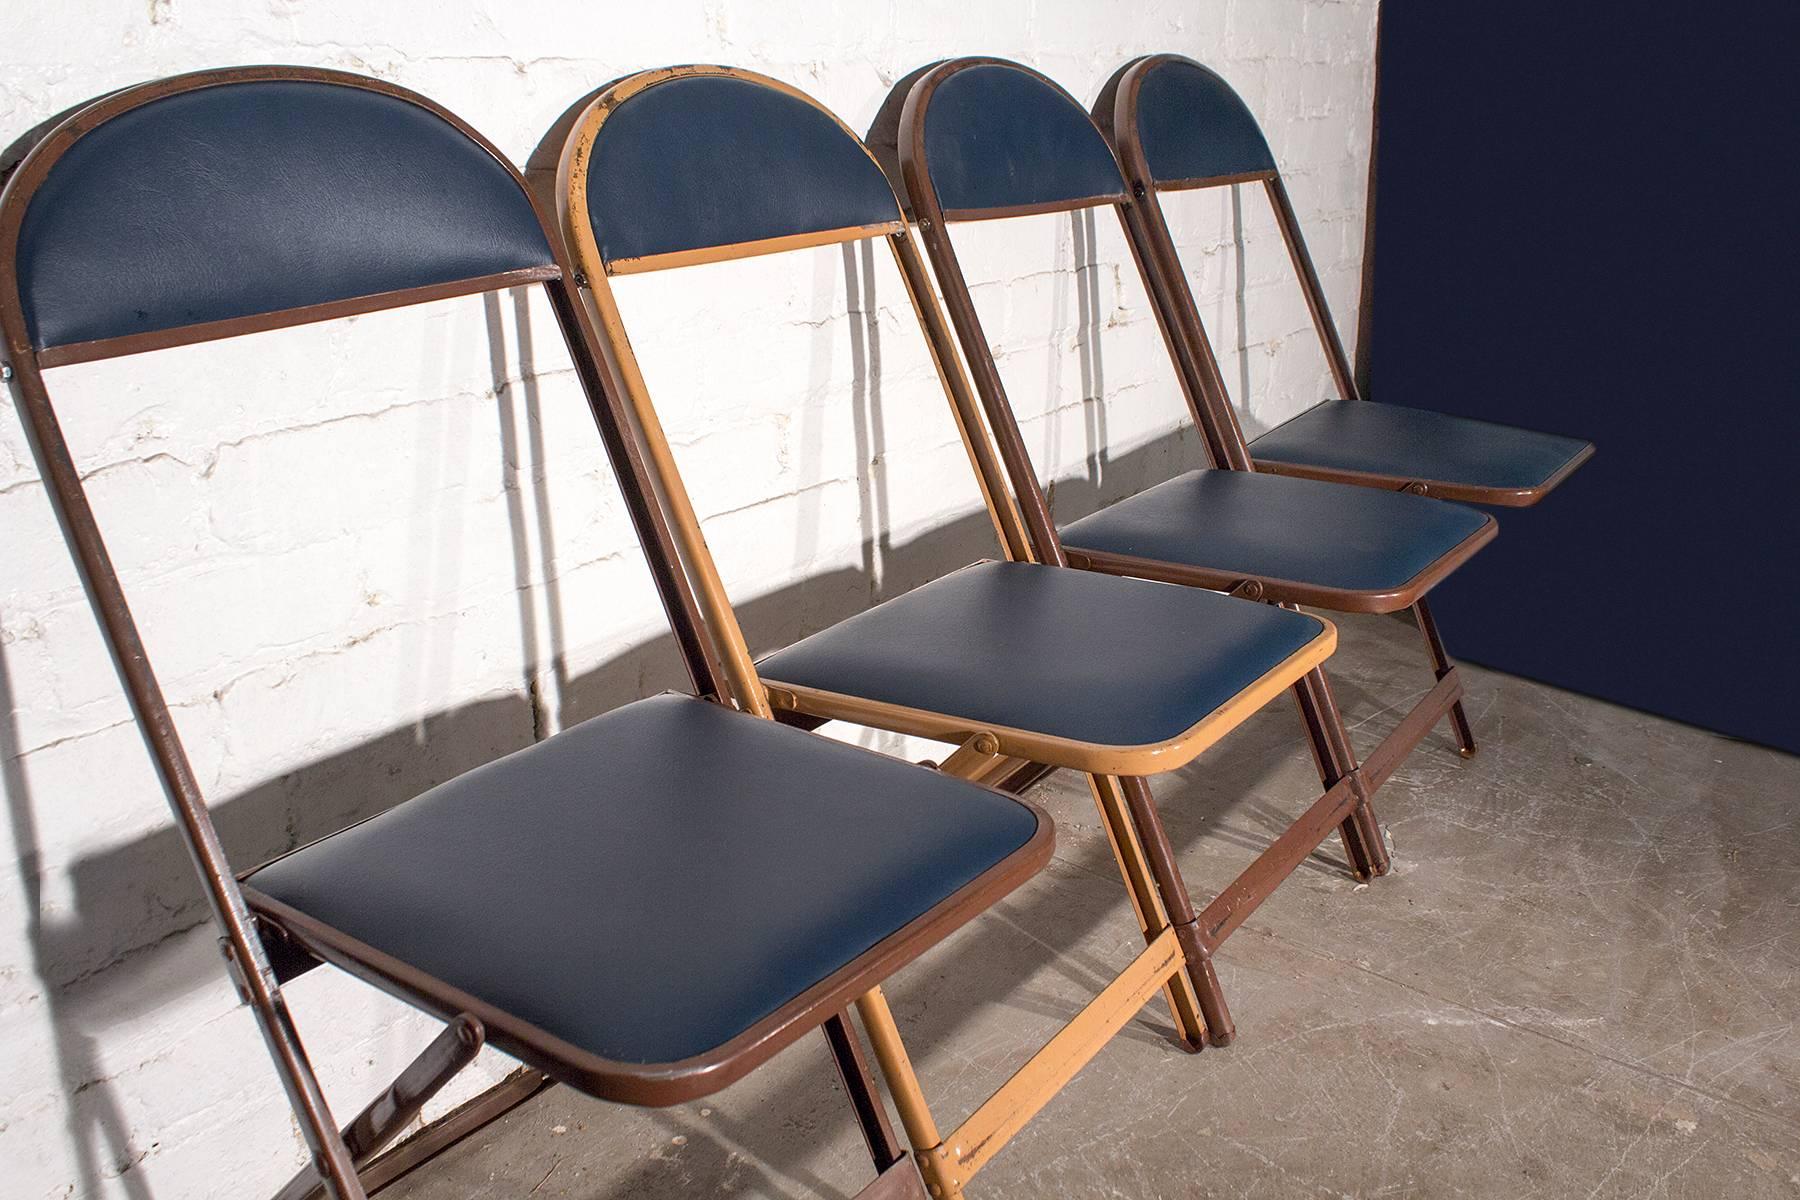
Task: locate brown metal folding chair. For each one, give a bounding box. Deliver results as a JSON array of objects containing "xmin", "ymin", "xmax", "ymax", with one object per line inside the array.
[
  {"xmin": 0, "ymin": 66, "xmax": 1056, "ymax": 1200},
  {"xmin": 1093, "ymin": 53, "xmax": 1597, "ymax": 756},
  {"xmin": 878, "ymin": 57, "xmax": 1499, "ymax": 802},
  {"xmin": 556, "ymin": 64, "xmax": 1393, "ymax": 1197},
  {"xmin": 1096, "ymin": 52, "xmax": 1596, "ymax": 509}
]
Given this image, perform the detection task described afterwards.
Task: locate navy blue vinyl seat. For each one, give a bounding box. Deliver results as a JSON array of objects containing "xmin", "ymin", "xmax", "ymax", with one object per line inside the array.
[
  {"xmin": 756, "ymin": 561, "xmax": 1328, "ymax": 750},
  {"xmin": 1058, "ymin": 468, "xmax": 1492, "ymax": 596},
  {"xmin": 245, "ymin": 693, "xmax": 1041, "ymax": 1071},
  {"xmin": 1250, "ymin": 400, "xmax": 1595, "ymax": 500}
]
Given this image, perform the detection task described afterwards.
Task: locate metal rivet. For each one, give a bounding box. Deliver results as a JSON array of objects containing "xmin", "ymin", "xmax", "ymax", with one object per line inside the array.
[{"xmin": 1, "ymin": 364, "xmax": 12, "ymax": 382}]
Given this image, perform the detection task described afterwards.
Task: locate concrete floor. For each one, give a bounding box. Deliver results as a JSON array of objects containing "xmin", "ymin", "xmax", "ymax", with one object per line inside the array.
[{"xmin": 384, "ymin": 611, "xmax": 1800, "ymax": 1198}]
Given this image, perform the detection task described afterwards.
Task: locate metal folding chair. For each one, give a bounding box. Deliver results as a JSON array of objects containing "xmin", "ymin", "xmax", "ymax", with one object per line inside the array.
[
  {"xmin": 1096, "ymin": 52, "xmax": 1596, "ymax": 509},
  {"xmin": 1093, "ymin": 53, "xmax": 1597, "ymax": 756},
  {"xmin": 0, "ymin": 66, "xmax": 1056, "ymax": 1200},
  {"xmin": 880, "ymin": 57, "xmax": 1499, "ymax": 800},
  {"xmin": 555, "ymin": 63, "xmax": 1396, "ymax": 1198}
]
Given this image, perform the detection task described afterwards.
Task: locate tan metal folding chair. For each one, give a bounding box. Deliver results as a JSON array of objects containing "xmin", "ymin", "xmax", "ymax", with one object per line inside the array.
[{"xmin": 556, "ymin": 64, "xmax": 1393, "ymax": 1198}]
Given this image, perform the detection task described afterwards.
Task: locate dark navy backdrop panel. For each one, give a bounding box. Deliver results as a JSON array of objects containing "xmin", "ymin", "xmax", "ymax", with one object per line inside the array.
[
  {"xmin": 16, "ymin": 81, "xmax": 554, "ymax": 351},
  {"xmin": 584, "ymin": 75, "xmax": 900, "ymax": 265},
  {"xmin": 1135, "ymin": 58, "xmax": 1276, "ymax": 182},
  {"xmin": 1369, "ymin": 6, "xmax": 1800, "ymax": 755},
  {"xmin": 922, "ymin": 64, "xmax": 1125, "ymax": 213}
]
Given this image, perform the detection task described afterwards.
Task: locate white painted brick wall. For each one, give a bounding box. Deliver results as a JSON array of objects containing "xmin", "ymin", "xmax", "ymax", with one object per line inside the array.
[{"xmin": 0, "ymin": 2, "xmax": 1376, "ymax": 1194}]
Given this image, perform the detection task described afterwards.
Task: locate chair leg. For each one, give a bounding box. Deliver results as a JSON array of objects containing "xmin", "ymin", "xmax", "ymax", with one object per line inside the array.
[
  {"xmin": 1085, "ymin": 776, "xmax": 1209, "ymax": 1051},
  {"xmin": 823, "ymin": 1011, "xmax": 906, "ymax": 1174},
  {"xmin": 1412, "ymin": 596, "xmax": 1477, "ymax": 758},
  {"xmin": 247, "ymin": 987, "xmax": 368, "ymax": 1200},
  {"xmin": 1111, "ymin": 775, "xmax": 1235, "ymax": 1046},
  {"xmin": 268, "ymin": 1014, "xmax": 484, "ymax": 1200},
  {"xmin": 1290, "ymin": 667, "xmax": 1389, "ymax": 879}
]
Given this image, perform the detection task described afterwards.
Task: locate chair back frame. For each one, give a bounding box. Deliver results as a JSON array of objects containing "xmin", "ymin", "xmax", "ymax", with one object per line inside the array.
[
  {"xmin": 556, "ymin": 64, "xmax": 1039, "ymax": 721},
  {"xmin": 894, "ymin": 57, "xmax": 1272, "ymax": 555},
  {"xmin": 0, "ymin": 65, "xmax": 726, "ymax": 1197},
  {"xmin": 1097, "ymin": 53, "xmax": 1360, "ymax": 416},
  {"xmin": 1099, "ymin": 53, "xmax": 1597, "ymax": 509}
]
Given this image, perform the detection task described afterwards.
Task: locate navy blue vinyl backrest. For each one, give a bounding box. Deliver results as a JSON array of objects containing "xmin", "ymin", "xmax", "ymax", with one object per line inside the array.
[
  {"xmin": 15, "ymin": 80, "xmax": 555, "ymax": 352},
  {"xmin": 921, "ymin": 63, "xmax": 1125, "ymax": 214},
  {"xmin": 1134, "ymin": 59, "xmax": 1276, "ymax": 184},
  {"xmin": 584, "ymin": 75, "xmax": 901, "ymax": 266}
]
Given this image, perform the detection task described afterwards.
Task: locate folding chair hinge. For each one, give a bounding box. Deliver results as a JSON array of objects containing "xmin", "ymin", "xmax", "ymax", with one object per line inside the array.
[
  {"xmin": 1227, "ymin": 577, "xmax": 1265, "ymax": 601},
  {"xmin": 1400, "ymin": 480, "xmax": 1430, "ymax": 495},
  {"xmin": 766, "ymin": 686, "xmax": 799, "ymax": 711}
]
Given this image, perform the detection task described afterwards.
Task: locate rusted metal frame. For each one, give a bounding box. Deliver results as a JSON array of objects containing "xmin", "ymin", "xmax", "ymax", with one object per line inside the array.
[
  {"xmin": 824, "ymin": 1011, "xmax": 908, "ymax": 1173},
  {"xmin": 270, "ymin": 1015, "xmax": 485, "ymax": 1200},
  {"xmin": 1411, "ymin": 596, "xmax": 1477, "ymax": 757},
  {"xmin": 1261, "ymin": 173, "xmax": 1361, "ymax": 403},
  {"xmin": 14, "ymin": 335, "xmax": 378, "ymax": 1177}
]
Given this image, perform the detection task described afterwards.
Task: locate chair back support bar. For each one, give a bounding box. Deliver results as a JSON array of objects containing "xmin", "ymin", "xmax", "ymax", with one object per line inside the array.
[
  {"xmin": 0, "ymin": 69, "xmax": 730, "ymax": 1195},
  {"xmin": 558, "ymin": 65, "xmax": 1038, "ymax": 717}
]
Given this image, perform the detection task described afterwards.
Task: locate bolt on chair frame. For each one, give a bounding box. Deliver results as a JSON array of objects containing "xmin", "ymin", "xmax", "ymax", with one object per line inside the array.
[
  {"xmin": 0, "ymin": 66, "xmax": 1056, "ymax": 1200},
  {"xmin": 557, "ymin": 63, "xmax": 1390, "ymax": 1199},
  {"xmin": 887, "ymin": 57, "xmax": 1491, "ymax": 789}
]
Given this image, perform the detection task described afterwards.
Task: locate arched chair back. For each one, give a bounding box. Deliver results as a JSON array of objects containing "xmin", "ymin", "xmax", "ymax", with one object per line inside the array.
[
  {"xmin": 1095, "ymin": 54, "xmax": 1276, "ymax": 189},
  {"xmin": 1097, "ymin": 52, "xmax": 1359, "ymax": 404},
  {"xmin": 557, "ymin": 65, "xmax": 1040, "ymax": 719},
  {"xmin": 568, "ymin": 67, "xmax": 906, "ymax": 275},
  {"xmin": 905, "ymin": 58, "xmax": 1126, "ymax": 219},
  {"xmin": 7, "ymin": 72, "xmax": 558, "ymax": 365},
  {"xmin": 887, "ymin": 56, "xmax": 1259, "ymax": 501}
]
